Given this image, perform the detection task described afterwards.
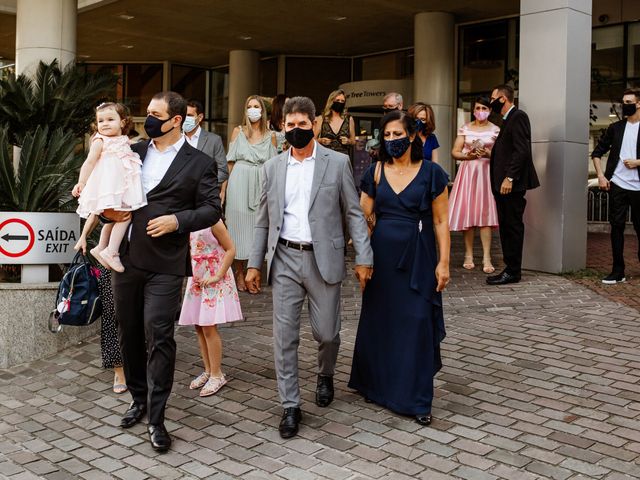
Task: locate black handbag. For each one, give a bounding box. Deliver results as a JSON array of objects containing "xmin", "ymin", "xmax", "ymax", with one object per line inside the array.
[{"xmin": 48, "ymin": 252, "xmax": 102, "ymax": 332}]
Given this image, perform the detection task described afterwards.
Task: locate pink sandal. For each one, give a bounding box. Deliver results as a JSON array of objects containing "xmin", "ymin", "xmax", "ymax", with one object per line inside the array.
[
  {"xmin": 200, "ymin": 374, "xmax": 227, "ymax": 397},
  {"xmin": 189, "ymin": 372, "xmax": 210, "ymax": 390}
]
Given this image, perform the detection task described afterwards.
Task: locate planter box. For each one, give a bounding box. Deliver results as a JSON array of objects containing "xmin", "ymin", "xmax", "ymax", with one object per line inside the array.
[{"xmin": 0, "ymin": 282, "xmax": 100, "ymax": 369}]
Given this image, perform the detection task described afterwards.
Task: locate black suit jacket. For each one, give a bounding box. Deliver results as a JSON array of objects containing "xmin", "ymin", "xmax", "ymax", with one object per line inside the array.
[
  {"xmin": 125, "ymin": 140, "xmax": 221, "ymax": 276},
  {"xmin": 591, "ymin": 119, "xmax": 640, "ymax": 181},
  {"xmin": 490, "ymin": 107, "xmax": 540, "ymax": 193}
]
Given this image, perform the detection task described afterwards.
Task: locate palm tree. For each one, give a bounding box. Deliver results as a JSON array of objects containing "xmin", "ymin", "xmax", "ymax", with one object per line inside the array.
[
  {"xmin": 0, "ymin": 126, "xmax": 81, "ymax": 212},
  {"xmin": 0, "ymin": 59, "xmax": 118, "ymax": 211}
]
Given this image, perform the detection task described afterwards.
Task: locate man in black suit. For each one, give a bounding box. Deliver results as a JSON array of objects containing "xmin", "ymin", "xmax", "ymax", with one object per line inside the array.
[
  {"xmin": 487, "ymin": 84, "xmax": 540, "ymax": 285},
  {"xmin": 591, "ymin": 88, "xmax": 640, "ymax": 284},
  {"xmin": 110, "ymin": 92, "xmax": 221, "ymax": 452}
]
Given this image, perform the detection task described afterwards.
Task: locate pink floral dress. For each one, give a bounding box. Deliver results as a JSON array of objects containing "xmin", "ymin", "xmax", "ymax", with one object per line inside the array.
[{"xmin": 178, "ymin": 227, "xmax": 243, "ymax": 326}]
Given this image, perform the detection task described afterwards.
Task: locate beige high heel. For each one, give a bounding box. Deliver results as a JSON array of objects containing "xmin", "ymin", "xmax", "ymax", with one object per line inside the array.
[{"xmin": 463, "ymin": 256, "xmax": 475, "ymax": 270}]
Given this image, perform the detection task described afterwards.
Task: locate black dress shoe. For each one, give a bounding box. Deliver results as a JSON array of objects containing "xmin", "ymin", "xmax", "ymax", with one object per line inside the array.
[
  {"xmin": 486, "ymin": 270, "xmax": 521, "ymax": 285},
  {"xmin": 120, "ymin": 402, "xmax": 146, "ymax": 428},
  {"xmin": 415, "ymin": 413, "xmax": 432, "ymax": 426},
  {"xmin": 148, "ymin": 424, "xmax": 171, "ymax": 452},
  {"xmin": 316, "ymin": 375, "xmax": 334, "ymax": 407},
  {"xmin": 279, "ymin": 407, "xmax": 302, "ymax": 439}
]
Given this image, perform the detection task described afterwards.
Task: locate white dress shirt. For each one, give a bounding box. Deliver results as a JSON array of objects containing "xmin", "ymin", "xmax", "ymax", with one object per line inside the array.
[
  {"xmin": 503, "ymin": 105, "xmax": 515, "ymax": 120},
  {"xmin": 612, "ymin": 121, "xmax": 640, "ymax": 191},
  {"xmin": 280, "ymin": 141, "xmax": 317, "ymax": 243},
  {"xmin": 141, "ymin": 135, "xmax": 186, "ymax": 194},
  {"xmin": 185, "ymin": 126, "xmax": 201, "ymax": 148}
]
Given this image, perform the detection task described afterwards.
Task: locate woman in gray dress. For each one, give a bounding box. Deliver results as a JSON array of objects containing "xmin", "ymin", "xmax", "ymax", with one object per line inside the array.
[{"xmin": 226, "ymin": 95, "xmax": 277, "ymax": 290}]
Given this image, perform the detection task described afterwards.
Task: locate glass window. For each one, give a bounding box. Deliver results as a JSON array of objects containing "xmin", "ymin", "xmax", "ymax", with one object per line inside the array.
[
  {"xmin": 171, "ymin": 64, "xmax": 207, "ymax": 106},
  {"xmin": 124, "ymin": 64, "xmax": 163, "ymax": 117},
  {"xmin": 260, "ymin": 58, "xmax": 278, "ymax": 97},
  {"xmin": 592, "ymin": 26, "xmax": 624, "ymax": 83},
  {"xmin": 285, "ymin": 57, "xmax": 351, "ymax": 114},
  {"xmin": 628, "ymin": 23, "xmax": 640, "ymax": 79},
  {"xmin": 210, "ymin": 68, "xmax": 229, "ymax": 145},
  {"xmin": 84, "ymin": 64, "xmax": 123, "ymax": 101},
  {"xmin": 459, "ymin": 20, "xmax": 508, "ymax": 95},
  {"xmin": 352, "ymin": 50, "xmax": 413, "ymax": 81}
]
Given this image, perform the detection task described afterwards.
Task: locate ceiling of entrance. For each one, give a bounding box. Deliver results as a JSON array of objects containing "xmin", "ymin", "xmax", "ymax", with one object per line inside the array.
[{"xmin": 0, "ymin": 0, "xmax": 519, "ymax": 66}]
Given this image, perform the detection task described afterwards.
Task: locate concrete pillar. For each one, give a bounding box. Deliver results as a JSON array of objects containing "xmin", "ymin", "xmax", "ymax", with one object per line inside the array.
[
  {"xmin": 277, "ymin": 55, "xmax": 287, "ymax": 95},
  {"xmin": 414, "ymin": 12, "xmax": 455, "ymax": 174},
  {"xmin": 519, "ymin": 0, "xmax": 592, "ymax": 273},
  {"xmin": 14, "ymin": 0, "xmax": 76, "ymax": 283},
  {"xmin": 227, "ymin": 50, "xmax": 259, "ymax": 142},
  {"xmin": 15, "ymin": 0, "xmax": 76, "ymax": 75}
]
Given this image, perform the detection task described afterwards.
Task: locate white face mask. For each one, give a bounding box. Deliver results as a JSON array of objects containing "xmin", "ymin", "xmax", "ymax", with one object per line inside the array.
[
  {"xmin": 247, "ymin": 107, "xmax": 262, "ymax": 122},
  {"xmin": 182, "ymin": 116, "xmax": 198, "ymax": 133}
]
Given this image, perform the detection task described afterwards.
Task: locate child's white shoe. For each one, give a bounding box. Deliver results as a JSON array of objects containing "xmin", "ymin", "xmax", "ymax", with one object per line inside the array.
[
  {"xmin": 90, "ymin": 246, "xmax": 110, "ymax": 269},
  {"xmin": 200, "ymin": 374, "xmax": 227, "ymax": 397},
  {"xmin": 100, "ymin": 248, "xmax": 125, "ymax": 273}
]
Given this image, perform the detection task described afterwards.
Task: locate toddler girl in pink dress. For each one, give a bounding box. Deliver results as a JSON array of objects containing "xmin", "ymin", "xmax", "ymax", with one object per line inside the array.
[
  {"xmin": 179, "ymin": 220, "xmax": 243, "ymax": 397},
  {"xmin": 72, "ymin": 102, "xmax": 146, "ymax": 272}
]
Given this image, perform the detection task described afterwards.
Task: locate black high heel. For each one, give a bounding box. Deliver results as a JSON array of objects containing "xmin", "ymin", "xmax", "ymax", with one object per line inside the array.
[{"xmin": 415, "ymin": 413, "xmax": 432, "ymax": 425}]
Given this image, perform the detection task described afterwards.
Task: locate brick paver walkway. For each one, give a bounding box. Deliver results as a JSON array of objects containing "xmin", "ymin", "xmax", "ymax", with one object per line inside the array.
[
  {"xmin": 571, "ymin": 231, "xmax": 640, "ymax": 311},
  {"xmin": 1, "ymin": 235, "xmax": 640, "ymax": 479}
]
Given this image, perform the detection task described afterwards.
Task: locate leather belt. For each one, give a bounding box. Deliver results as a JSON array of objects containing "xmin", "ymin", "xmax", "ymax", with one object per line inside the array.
[{"xmin": 278, "ymin": 238, "xmax": 314, "ymax": 251}]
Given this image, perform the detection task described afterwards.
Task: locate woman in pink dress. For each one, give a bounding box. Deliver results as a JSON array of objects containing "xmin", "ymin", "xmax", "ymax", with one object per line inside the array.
[
  {"xmin": 449, "ymin": 97, "xmax": 500, "ymax": 274},
  {"xmin": 179, "ymin": 220, "xmax": 243, "ymax": 397}
]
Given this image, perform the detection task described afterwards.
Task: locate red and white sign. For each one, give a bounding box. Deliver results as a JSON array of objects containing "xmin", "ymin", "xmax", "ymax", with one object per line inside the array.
[
  {"xmin": 0, "ymin": 218, "xmax": 35, "ymax": 258},
  {"xmin": 0, "ymin": 213, "xmax": 79, "ymax": 264}
]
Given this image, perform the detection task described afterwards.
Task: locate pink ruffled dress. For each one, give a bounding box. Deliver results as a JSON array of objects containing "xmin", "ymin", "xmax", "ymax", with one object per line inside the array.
[
  {"xmin": 448, "ymin": 122, "xmax": 500, "ymax": 231},
  {"xmin": 76, "ymin": 133, "xmax": 146, "ymax": 218},
  {"xmin": 179, "ymin": 228, "xmax": 243, "ymax": 326}
]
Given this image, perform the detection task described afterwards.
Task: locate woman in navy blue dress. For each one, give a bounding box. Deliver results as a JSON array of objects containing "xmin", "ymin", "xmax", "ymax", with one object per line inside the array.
[
  {"xmin": 408, "ymin": 102, "xmax": 440, "ymax": 162},
  {"xmin": 349, "ymin": 110, "xmax": 450, "ymax": 425}
]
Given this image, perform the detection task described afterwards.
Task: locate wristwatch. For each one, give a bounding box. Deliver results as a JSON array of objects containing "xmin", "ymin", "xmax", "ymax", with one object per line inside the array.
[{"xmin": 506, "ymin": 177, "xmax": 513, "ymax": 182}]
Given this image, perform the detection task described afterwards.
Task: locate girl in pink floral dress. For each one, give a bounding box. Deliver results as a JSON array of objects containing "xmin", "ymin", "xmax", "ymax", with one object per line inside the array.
[{"xmin": 179, "ymin": 220, "xmax": 243, "ymax": 396}]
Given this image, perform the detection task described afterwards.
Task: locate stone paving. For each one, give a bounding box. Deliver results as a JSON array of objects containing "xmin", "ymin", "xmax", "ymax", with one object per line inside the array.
[
  {"xmin": 570, "ymin": 232, "xmax": 640, "ymax": 312},
  {"xmin": 2, "ymin": 235, "xmax": 640, "ymax": 479}
]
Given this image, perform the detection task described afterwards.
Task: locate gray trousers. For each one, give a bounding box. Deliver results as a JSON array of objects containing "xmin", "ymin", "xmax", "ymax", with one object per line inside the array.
[{"xmin": 271, "ymin": 244, "xmax": 342, "ymax": 408}]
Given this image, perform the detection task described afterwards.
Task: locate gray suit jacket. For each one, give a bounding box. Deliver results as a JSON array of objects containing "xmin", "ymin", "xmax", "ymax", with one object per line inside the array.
[
  {"xmin": 196, "ymin": 128, "xmax": 229, "ymax": 184},
  {"xmin": 248, "ymin": 142, "xmax": 373, "ymax": 284}
]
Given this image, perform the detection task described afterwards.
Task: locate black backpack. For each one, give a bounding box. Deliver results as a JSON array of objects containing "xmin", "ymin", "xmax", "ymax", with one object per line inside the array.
[{"xmin": 49, "ymin": 252, "xmax": 102, "ymax": 332}]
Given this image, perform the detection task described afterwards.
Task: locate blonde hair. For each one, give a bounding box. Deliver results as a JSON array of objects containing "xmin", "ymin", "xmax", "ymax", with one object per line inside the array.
[
  {"xmin": 242, "ymin": 95, "xmax": 269, "ymax": 136},
  {"xmin": 322, "ymin": 89, "xmax": 348, "ymax": 122},
  {"xmin": 95, "ymin": 102, "xmax": 133, "ymax": 135}
]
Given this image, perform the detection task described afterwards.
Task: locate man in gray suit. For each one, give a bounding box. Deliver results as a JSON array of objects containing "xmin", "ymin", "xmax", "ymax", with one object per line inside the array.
[
  {"xmin": 246, "ymin": 96, "xmax": 373, "ymax": 439},
  {"xmin": 184, "ymin": 99, "xmax": 229, "ymax": 203}
]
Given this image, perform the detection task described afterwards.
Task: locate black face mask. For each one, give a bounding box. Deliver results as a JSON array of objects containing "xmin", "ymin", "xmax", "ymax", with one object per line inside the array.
[
  {"xmin": 285, "ymin": 127, "xmax": 315, "ymax": 149},
  {"xmin": 144, "ymin": 115, "xmax": 174, "ymax": 138},
  {"xmin": 490, "ymin": 98, "xmax": 503, "ymax": 115},
  {"xmin": 622, "ymin": 103, "xmax": 638, "ymax": 117},
  {"xmin": 331, "ymin": 101, "xmax": 345, "ymax": 114},
  {"xmin": 382, "ymin": 107, "xmax": 397, "ymax": 115}
]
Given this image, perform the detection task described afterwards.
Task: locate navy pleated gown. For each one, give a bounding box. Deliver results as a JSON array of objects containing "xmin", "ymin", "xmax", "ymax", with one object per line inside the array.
[{"xmin": 349, "ymin": 160, "xmax": 448, "ymax": 416}]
